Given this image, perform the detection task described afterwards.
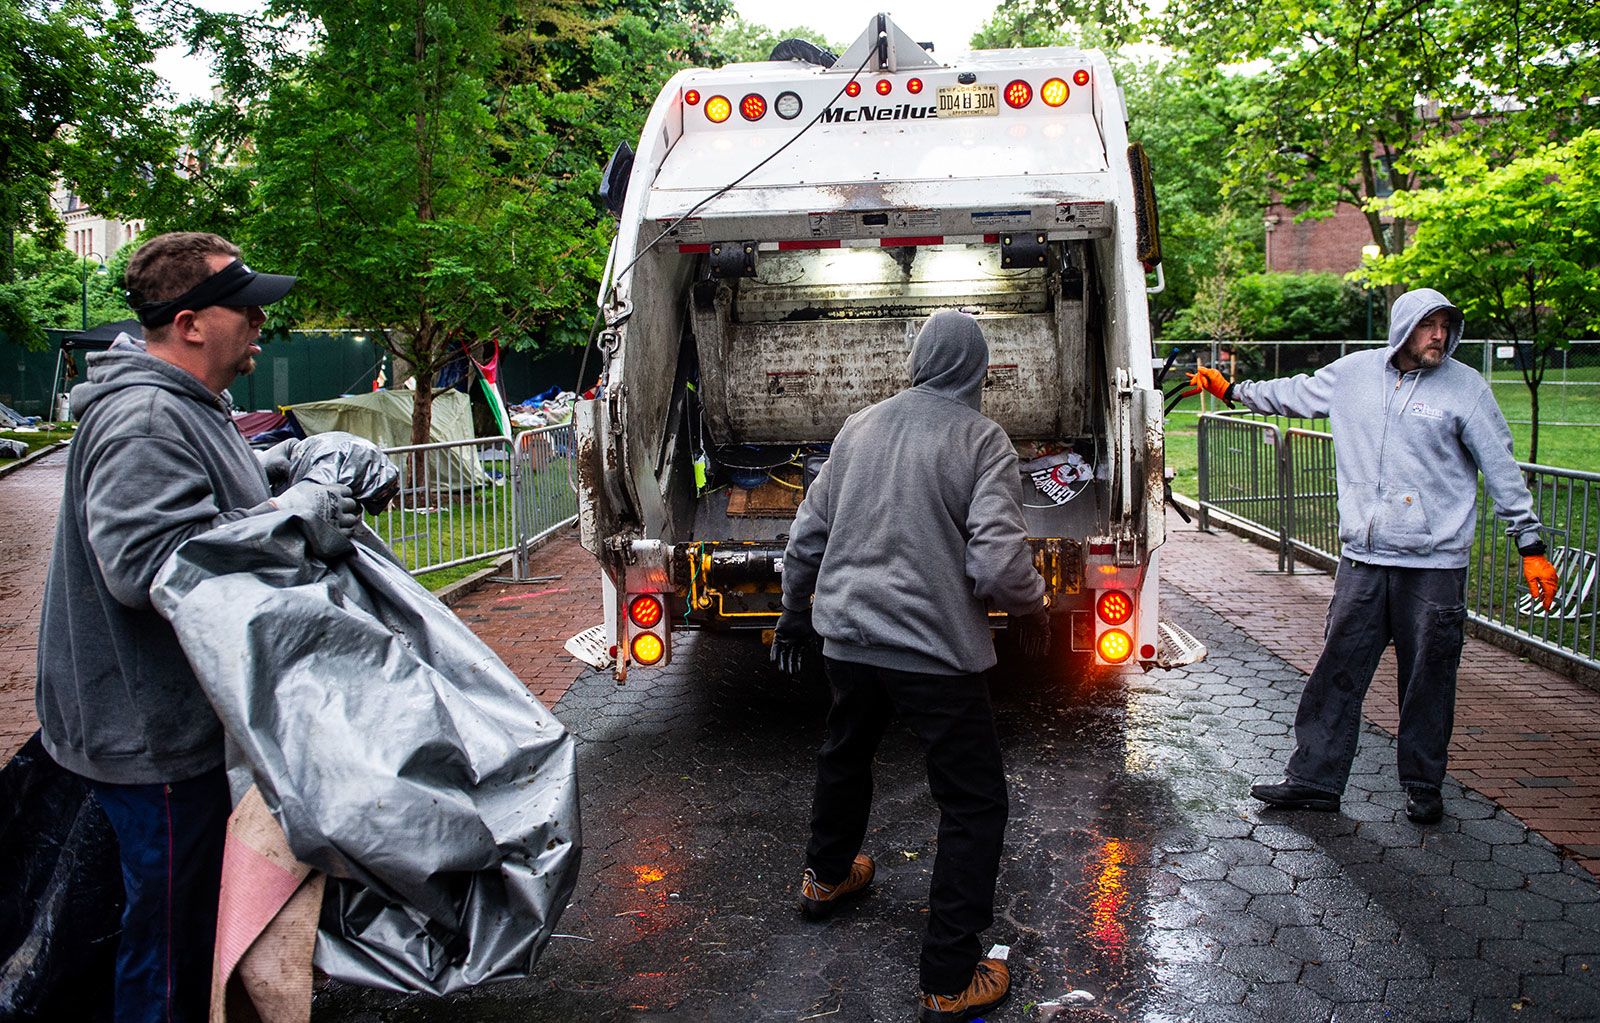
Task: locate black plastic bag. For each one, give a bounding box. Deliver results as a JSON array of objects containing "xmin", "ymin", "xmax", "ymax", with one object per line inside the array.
[{"xmin": 0, "ymin": 733, "xmax": 122, "ymax": 1022}]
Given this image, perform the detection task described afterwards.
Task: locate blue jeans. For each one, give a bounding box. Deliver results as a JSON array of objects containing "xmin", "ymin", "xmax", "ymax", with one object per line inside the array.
[
  {"xmin": 88, "ymin": 768, "xmax": 230, "ymax": 1023},
  {"xmin": 1286, "ymin": 558, "xmax": 1468, "ymax": 795}
]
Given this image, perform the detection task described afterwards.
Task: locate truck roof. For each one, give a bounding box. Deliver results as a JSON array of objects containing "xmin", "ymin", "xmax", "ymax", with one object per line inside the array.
[{"xmin": 639, "ymin": 16, "xmax": 1119, "ymax": 226}]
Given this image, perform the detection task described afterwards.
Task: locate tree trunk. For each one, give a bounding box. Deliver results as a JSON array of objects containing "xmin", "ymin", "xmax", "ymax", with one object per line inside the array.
[
  {"xmin": 411, "ymin": 380, "xmax": 434, "ymax": 447},
  {"xmin": 1527, "ymin": 378, "xmax": 1540, "ymax": 466}
]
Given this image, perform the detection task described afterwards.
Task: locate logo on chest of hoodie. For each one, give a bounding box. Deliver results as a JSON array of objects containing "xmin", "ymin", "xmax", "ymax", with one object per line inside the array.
[{"xmin": 1408, "ymin": 400, "xmax": 1445, "ymax": 421}]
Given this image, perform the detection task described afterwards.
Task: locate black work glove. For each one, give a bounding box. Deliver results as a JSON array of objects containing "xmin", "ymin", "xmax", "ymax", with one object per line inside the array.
[
  {"xmin": 1014, "ymin": 607, "xmax": 1052, "ymax": 661},
  {"xmin": 770, "ymin": 605, "xmax": 819, "ymax": 677}
]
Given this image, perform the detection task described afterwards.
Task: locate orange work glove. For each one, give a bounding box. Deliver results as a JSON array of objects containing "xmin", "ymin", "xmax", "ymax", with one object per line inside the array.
[
  {"xmin": 1180, "ymin": 365, "xmax": 1235, "ymax": 406},
  {"xmin": 1523, "ymin": 555, "xmax": 1559, "ymax": 611}
]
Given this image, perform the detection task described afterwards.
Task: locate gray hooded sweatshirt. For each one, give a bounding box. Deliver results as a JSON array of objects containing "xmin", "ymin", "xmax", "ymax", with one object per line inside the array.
[
  {"xmin": 1233, "ymin": 287, "xmax": 1541, "ymax": 569},
  {"xmin": 782, "ymin": 310, "xmax": 1045, "ymax": 675},
  {"xmin": 37, "ymin": 345, "xmax": 273, "ymax": 784}
]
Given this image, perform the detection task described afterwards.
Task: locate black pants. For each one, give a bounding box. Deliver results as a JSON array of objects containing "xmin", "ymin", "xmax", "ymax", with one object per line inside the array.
[
  {"xmin": 1286, "ymin": 558, "xmax": 1469, "ymax": 795},
  {"xmin": 808, "ymin": 657, "xmax": 1008, "ymax": 996}
]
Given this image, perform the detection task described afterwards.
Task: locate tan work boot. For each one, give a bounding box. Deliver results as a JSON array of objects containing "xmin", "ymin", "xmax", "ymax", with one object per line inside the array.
[
  {"xmin": 798, "ymin": 853, "xmax": 875, "ymax": 920},
  {"xmin": 919, "ymin": 958, "xmax": 1011, "ymax": 1023}
]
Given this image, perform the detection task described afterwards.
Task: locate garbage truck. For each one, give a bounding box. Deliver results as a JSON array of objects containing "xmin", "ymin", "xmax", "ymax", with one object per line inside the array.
[{"xmin": 571, "ymin": 13, "xmax": 1207, "ymax": 679}]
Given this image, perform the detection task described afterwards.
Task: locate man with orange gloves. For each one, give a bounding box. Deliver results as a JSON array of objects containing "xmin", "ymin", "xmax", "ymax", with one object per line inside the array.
[{"xmin": 1184, "ymin": 288, "xmax": 1559, "ymax": 824}]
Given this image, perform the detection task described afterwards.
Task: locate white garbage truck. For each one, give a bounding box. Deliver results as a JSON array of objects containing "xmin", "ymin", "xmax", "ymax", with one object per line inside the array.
[{"xmin": 571, "ymin": 13, "xmax": 1207, "ymax": 679}]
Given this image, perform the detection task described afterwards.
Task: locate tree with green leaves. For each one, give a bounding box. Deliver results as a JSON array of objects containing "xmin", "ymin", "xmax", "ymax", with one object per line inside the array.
[
  {"xmin": 0, "ymin": 237, "xmax": 132, "ymax": 344},
  {"xmin": 1357, "ymin": 130, "xmax": 1600, "ymax": 464},
  {"xmin": 0, "ymin": 0, "xmax": 182, "ymax": 346},
  {"xmin": 706, "ymin": 16, "xmax": 834, "ymax": 64},
  {"xmin": 179, "ymin": 0, "xmax": 726, "ymax": 443}
]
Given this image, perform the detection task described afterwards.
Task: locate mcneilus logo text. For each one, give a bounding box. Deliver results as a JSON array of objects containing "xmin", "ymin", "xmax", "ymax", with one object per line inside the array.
[{"xmin": 821, "ymin": 104, "xmax": 939, "ymax": 123}]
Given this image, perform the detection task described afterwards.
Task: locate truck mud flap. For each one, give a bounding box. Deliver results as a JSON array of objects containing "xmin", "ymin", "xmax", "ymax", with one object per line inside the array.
[{"xmin": 1153, "ymin": 620, "xmax": 1207, "ymax": 668}]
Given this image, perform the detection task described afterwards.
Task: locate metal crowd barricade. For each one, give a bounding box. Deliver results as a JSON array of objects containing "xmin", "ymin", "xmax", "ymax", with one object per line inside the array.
[
  {"xmin": 370, "ymin": 424, "xmax": 578, "ymax": 579},
  {"xmin": 510, "ymin": 422, "xmax": 578, "ymax": 581},
  {"xmin": 1194, "ymin": 411, "xmax": 1600, "ymax": 675},
  {"xmin": 1469, "ymin": 463, "xmax": 1600, "ymax": 670},
  {"xmin": 1196, "ymin": 412, "xmax": 1289, "ymax": 571}
]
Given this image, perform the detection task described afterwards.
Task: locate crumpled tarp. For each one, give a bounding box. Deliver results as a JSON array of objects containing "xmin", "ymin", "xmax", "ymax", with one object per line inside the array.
[{"xmin": 149, "ymin": 512, "xmax": 581, "ymax": 995}]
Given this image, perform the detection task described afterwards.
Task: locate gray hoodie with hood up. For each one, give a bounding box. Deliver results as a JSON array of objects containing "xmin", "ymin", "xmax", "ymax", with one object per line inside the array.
[
  {"xmin": 1232, "ymin": 287, "xmax": 1542, "ymax": 569},
  {"xmin": 37, "ymin": 343, "xmax": 273, "ymax": 784},
  {"xmin": 782, "ymin": 310, "xmax": 1045, "ymax": 676}
]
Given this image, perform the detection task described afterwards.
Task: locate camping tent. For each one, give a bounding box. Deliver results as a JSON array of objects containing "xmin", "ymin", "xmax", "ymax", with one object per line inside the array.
[{"xmin": 289, "ymin": 389, "xmax": 489, "ymax": 485}]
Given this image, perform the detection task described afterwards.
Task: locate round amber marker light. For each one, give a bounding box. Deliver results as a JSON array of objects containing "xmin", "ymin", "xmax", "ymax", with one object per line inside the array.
[
  {"xmin": 1098, "ymin": 629, "xmax": 1132, "ymax": 663},
  {"xmin": 632, "ymin": 633, "xmax": 665, "ymax": 665},
  {"xmin": 1041, "ymin": 78, "xmax": 1069, "ymax": 107},
  {"xmin": 705, "ymin": 95, "xmax": 732, "ymax": 122}
]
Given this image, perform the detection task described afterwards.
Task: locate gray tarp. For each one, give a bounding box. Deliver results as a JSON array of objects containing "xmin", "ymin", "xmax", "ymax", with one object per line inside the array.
[{"xmin": 149, "ymin": 512, "xmax": 580, "ymax": 995}]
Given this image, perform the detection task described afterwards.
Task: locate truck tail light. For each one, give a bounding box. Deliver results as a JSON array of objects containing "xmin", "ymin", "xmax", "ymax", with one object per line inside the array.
[
  {"xmin": 684, "ymin": 89, "xmax": 700, "ymax": 106},
  {"xmin": 626, "ymin": 593, "xmax": 671, "ymax": 666},
  {"xmin": 1004, "ymin": 80, "xmax": 1032, "ymax": 108},
  {"xmin": 907, "ymin": 78, "xmax": 923, "ymax": 94},
  {"xmin": 1073, "ymin": 69, "xmax": 1090, "ymax": 86},
  {"xmin": 740, "ymin": 93, "xmax": 767, "ymax": 121},
  {"xmin": 629, "ymin": 594, "xmax": 663, "ymax": 628},
  {"xmin": 1096, "ymin": 590, "xmax": 1132, "ymax": 626},
  {"xmin": 876, "ymin": 79, "xmax": 893, "ymax": 95},
  {"xmin": 1098, "ymin": 629, "xmax": 1132, "ymax": 663},
  {"xmin": 1041, "ymin": 78, "xmax": 1069, "ymax": 106},
  {"xmin": 705, "ymin": 95, "xmax": 732, "ymax": 122}
]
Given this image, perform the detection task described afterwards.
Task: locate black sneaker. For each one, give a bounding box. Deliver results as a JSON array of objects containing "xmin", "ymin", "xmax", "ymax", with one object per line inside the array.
[
  {"xmin": 1250, "ymin": 780, "xmax": 1340, "ymax": 812},
  {"xmin": 1406, "ymin": 787, "xmax": 1444, "ymax": 824}
]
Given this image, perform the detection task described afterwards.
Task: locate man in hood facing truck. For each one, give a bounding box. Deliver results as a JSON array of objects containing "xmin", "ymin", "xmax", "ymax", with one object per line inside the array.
[
  {"xmin": 1185, "ymin": 287, "xmax": 1561, "ymax": 826},
  {"xmin": 34, "ymin": 231, "xmax": 365, "ymax": 1023},
  {"xmin": 771, "ymin": 310, "xmax": 1050, "ymax": 1022}
]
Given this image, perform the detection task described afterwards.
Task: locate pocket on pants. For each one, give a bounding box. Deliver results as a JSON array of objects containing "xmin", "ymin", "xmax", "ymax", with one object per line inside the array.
[{"xmin": 1429, "ymin": 604, "xmax": 1467, "ymax": 657}]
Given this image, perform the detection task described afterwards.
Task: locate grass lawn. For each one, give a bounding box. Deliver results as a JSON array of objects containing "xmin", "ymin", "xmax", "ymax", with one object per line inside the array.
[{"xmin": 1, "ymin": 428, "xmax": 74, "ymax": 457}]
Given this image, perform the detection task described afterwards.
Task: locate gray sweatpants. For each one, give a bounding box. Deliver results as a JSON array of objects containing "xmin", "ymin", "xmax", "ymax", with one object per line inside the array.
[{"xmin": 1286, "ymin": 557, "xmax": 1469, "ymax": 795}]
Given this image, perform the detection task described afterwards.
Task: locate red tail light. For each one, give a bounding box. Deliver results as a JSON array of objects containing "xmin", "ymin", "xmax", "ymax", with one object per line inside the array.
[
  {"xmin": 845, "ymin": 80, "xmax": 861, "ymax": 97},
  {"xmin": 1004, "ymin": 80, "xmax": 1032, "ymax": 108},
  {"xmin": 740, "ymin": 94, "xmax": 766, "ymax": 121},
  {"xmin": 876, "ymin": 79, "xmax": 893, "ymax": 95},
  {"xmin": 1073, "ymin": 69, "xmax": 1090, "ymax": 86},
  {"xmin": 684, "ymin": 89, "xmax": 700, "ymax": 105},
  {"xmin": 1097, "ymin": 590, "xmax": 1132, "ymax": 626},
  {"xmin": 907, "ymin": 78, "xmax": 923, "ymax": 94},
  {"xmin": 629, "ymin": 594, "xmax": 664, "ymax": 628}
]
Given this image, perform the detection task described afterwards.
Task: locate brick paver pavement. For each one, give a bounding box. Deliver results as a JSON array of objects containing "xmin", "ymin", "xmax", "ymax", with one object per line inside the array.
[
  {"xmin": 0, "ymin": 448, "xmax": 64, "ymax": 762},
  {"xmin": 1162, "ymin": 513, "xmax": 1600, "ymax": 877}
]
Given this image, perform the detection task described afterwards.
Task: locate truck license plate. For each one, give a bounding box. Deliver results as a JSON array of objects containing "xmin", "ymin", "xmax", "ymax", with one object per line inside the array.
[{"xmin": 936, "ymin": 83, "xmax": 998, "ymax": 117}]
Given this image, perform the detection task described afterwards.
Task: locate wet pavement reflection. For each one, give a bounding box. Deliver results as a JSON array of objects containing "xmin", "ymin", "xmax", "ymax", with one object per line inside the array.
[{"xmin": 313, "ymin": 587, "xmax": 1600, "ymax": 1021}]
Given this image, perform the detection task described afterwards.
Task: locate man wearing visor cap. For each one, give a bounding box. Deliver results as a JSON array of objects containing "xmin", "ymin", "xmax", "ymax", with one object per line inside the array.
[{"xmin": 34, "ymin": 231, "xmax": 365, "ymax": 1023}]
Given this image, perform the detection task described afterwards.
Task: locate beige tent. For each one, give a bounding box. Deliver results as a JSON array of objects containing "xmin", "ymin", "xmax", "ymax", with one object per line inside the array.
[{"xmin": 289, "ymin": 389, "xmax": 489, "ymax": 486}]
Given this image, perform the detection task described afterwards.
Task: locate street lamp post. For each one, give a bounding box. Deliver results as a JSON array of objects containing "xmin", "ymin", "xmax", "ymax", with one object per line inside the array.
[{"xmin": 80, "ymin": 251, "xmax": 106, "ymax": 330}]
